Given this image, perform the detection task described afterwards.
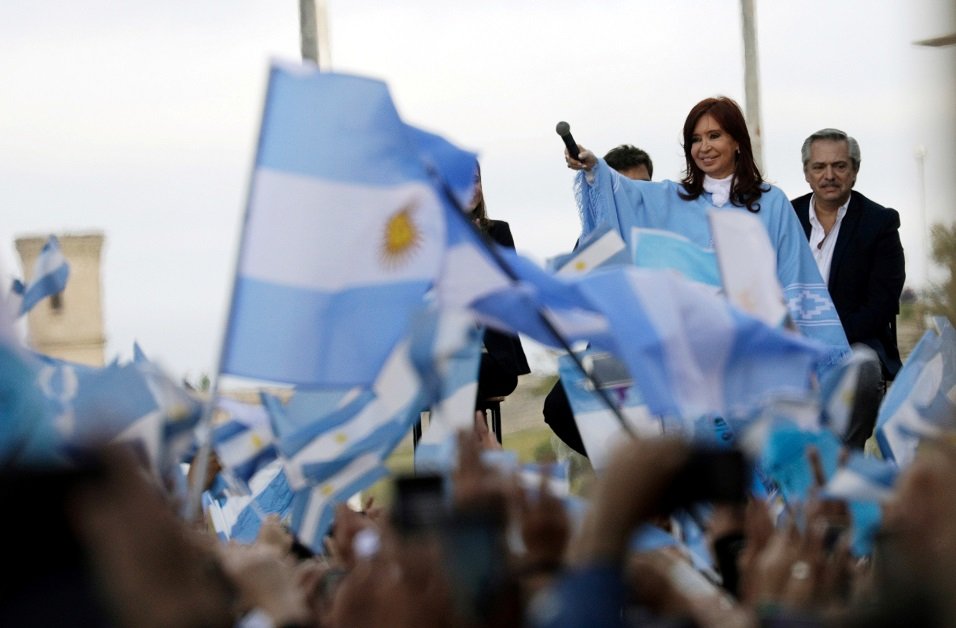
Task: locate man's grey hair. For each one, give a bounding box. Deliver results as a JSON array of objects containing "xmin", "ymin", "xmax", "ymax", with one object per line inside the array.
[{"xmin": 801, "ymin": 128, "xmax": 861, "ymax": 171}]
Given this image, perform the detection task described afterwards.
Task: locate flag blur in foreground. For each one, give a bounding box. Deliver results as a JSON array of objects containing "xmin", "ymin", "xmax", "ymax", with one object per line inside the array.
[
  {"xmin": 709, "ymin": 209, "xmax": 788, "ymax": 327},
  {"xmin": 12, "ymin": 235, "xmax": 70, "ymax": 317},
  {"xmin": 221, "ymin": 64, "xmax": 476, "ymax": 387},
  {"xmin": 876, "ymin": 316, "xmax": 956, "ymax": 467}
]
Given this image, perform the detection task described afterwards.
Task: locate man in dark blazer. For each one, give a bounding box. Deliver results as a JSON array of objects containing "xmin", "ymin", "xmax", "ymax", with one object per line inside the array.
[{"xmin": 792, "ymin": 128, "xmax": 906, "ymax": 448}]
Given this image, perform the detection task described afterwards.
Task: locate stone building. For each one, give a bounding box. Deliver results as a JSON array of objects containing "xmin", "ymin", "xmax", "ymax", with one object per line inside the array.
[{"xmin": 15, "ymin": 232, "xmax": 106, "ymax": 366}]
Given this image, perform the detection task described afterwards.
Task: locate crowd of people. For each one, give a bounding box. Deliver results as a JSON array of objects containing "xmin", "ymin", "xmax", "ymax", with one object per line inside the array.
[
  {"xmin": 2, "ymin": 91, "xmax": 927, "ymax": 627},
  {"xmin": 6, "ymin": 412, "xmax": 956, "ymax": 627}
]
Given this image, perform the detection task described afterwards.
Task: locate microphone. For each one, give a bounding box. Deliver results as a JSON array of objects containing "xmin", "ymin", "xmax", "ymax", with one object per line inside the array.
[{"xmin": 555, "ymin": 121, "xmax": 580, "ymax": 161}]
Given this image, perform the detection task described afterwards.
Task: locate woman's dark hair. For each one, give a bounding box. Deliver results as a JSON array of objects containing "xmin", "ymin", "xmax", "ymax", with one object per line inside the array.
[
  {"xmin": 679, "ymin": 96, "xmax": 765, "ymax": 213},
  {"xmin": 469, "ymin": 162, "xmax": 491, "ymax": 232}
]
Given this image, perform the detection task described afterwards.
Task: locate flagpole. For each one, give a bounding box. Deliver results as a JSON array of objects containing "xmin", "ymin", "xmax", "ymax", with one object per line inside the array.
[{"xmin": 431, "ymin": 171, "xmax": 638, "ymax": 439}]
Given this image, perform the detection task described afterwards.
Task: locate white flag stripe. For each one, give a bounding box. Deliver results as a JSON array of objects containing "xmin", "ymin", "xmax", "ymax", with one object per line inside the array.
[
  {"xmin": 710, "ymin": 210, "xmax": 789, "ymax": 326},
  {"xmin": 242, "ymin": 168, "xmax": 444, "ymax": 289},
  {"xmin": 438, "ymin": 242, "xmax": 511, "ymax": 308},
  {"xmin": 556, "ymin": 230, "xmax": 626, "ymax": 276},
  {"xmin": 825, "ymin": 468, "xmax": 894, "ymax": 502},
  {"xmin": 628, "ymin": 270, "xmax": 732, "ymax": 415},
  {"xmin": 371, "ymin": 339, "xmax": 420, "ymax": 416},
  {"xmin": 217, "ymin": 425, "xmax": 273, "ymax": 468},
  {"xmin": 299, "ymin": 452, "xmax": 381, "ymax": 539}
]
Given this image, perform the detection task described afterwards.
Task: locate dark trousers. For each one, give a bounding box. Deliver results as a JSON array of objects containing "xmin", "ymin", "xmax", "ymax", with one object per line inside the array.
[
  {"xmin": 542, "ymin": 380, "xmax": 588, "ymax": 456},
  {"xmin": 843, "ymin": 359, "xmax": 886, "ymax": 450}
]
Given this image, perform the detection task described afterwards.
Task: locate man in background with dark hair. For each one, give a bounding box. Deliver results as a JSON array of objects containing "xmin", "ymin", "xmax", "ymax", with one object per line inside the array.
[
  {"xmin": 603, "ymin": 144, "xmax": 653, "ymax": 182},
  {"xmin": 543, "ymin": 144, "xmax": 654, "ymax": 456}
]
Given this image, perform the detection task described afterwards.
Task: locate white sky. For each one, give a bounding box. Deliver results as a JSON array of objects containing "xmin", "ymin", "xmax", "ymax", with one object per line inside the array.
[{"xmin": 1, "ymin": 0, "xmax": 954, "ymax": 381}]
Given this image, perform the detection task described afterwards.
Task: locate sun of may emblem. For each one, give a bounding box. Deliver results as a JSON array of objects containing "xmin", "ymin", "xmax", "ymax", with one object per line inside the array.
[{"xmin": 380, "ymin": 200, "xmax": 423, "ymax": 267}]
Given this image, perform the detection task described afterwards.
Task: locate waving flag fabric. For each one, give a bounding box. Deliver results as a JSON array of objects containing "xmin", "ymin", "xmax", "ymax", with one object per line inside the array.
[
  {"xmin": 709, "ymin": 209, "xmax": 789, "ymax": 327},
  {"xmin": 875, "ymin": 316, "xmax": 956, "ymax": 467},
  {"xmin": 221, "ymin": 64, "xmax": 476, "ymax": 387},
  {"xmin": 574, "ymin": 266, "xmax": 826, "ymax": 421},
  {"xmin": 630, "ymin": 228, "xmax": 721, "ymax": 289},
  {"xmin": 13, "ymin": 235, "xmax": 70, "ymax": 317},
  {"xmin": 551, "ymin": 225, "xmax": 628, "ymax": 276}
]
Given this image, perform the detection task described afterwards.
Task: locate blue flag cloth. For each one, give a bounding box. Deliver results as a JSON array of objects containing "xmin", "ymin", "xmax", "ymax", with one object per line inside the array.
[
  {"xmin": 212, "ymin": 397, "xmax": 278, "ymax": 483},
  {"xmin": 549, "ymin": 225, "xmax": 629, "ymax": 276},
  {"xmin": 290, "ymin": 448, "xmax": 390, "ymax": 553},
  {"xmin": 276, "ymin": 336, "xmax": 422, "ymax": 490},
  {"xmin": 0, "ymin": 343, "xmax": 58, "ymax": 466},
  {"xmin": 573, "ymin": 265, "xmax": 827, "ymax": 422},
  {"xmin": 221, "ymin": 64, "xmax": 476, "ymax": 387},
  {"xmin": 557, "ymin": 352, "xmax": 666, "ymax": 471},
  {"xmin": 410, "ymin": 308, "xmax": 483, "ymax": 474},
  {"xmin": 823, "ymin": 453, "xmax": 899, "ymax": 503},
  {"xmin": 229, "ymin": 464, "xmax": 296, "ymax": 543},
  {"xmin": 630, "ymin": 228, "xmax": 721, "ymax": 289},
  {"xmin": 263, "ymin": 387, "xmax": 365, "ymax": 440},
  {"xmin": 13, "ymin": 235, "xmax": 70, "ymax": 317},
  {"xmin": 876, "ymin": 316, "xmax": 956, "ymax": 467},
  {"xmin": 436, "ymin": 205, "xmax": 612, "ymax": 351},
  {"xmin": 574, "ymin": 162, "xmax": 850, "ymax": 368}
]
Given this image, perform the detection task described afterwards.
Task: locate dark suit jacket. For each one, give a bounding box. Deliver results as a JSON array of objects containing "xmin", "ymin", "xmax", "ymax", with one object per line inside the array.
[
  {"xmin": 791, "ymin": 191, "xmax": 906, "ymax": 379},
  {"xmin": 482, "ymin": 220, "xmax": 531, "ymax": 376}
]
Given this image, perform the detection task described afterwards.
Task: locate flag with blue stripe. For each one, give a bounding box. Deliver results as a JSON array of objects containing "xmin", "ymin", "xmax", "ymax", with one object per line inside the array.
[
  {"xmin": 875, "ymin": 316, "xmax": 956, "ymax": 467},
  {"xmin": 823, "ymin": 453, "xmax": 899, "ymax": 503},
  {"xmin": 630, "ymin": 228, "xmax": 721, "ymax": 289},
  {"xmin": 290, "ymin": 449, "xmax": 389, "ymax": 553},
  {"xmin": 437, "ymin": 205, "xmax": 611, "ymax": 351},
  {"xmin": 212, "ymin": 397, "xmax": 278, "ymax": 483},
  {"xmin": 221, "ymin": 64, "xmax": 476, "ymax": 387},
  {"xmin": 14, "ymin": 235, "xmax": 70, "ymax": 317},
  {"xmin": 229, "ymin": 463, "xmax": 296, "ymax": 543},
  {"xmin": 574, "ymin": 265, "xmax": 826, "ymax": 422},
  {"xmin": 411, "ymin": 308, "xmax": 483, "ymax": 473},
  {"xmin": 550, "ymin": 225, "xmax": 629, "ymax": 276},
  {"xmin": 709, "ymin": 209, "xmax": 789, "ymax": 327},
  {"xmin": 277, "ymin": 337, "xmax": 422, "ymax": 490},
  {"xmin": 557, "ymin": 352, "xmax": 665, "ymax": 471},
  {"xmin": 262, "ymin": 387, "xmax": 365, "ymax": 440}
]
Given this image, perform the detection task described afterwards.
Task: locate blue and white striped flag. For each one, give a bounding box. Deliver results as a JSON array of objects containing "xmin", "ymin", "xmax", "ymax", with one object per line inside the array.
[
  {"xmin": 262, "ymin": 387, "xmax": 365, "ymax": 440},
  {"xmin": 411, "ymin": 308, "xmax": 483, "ymax": 473},
  {"xmin": 277, "ymin": 337, "xmax": 422, "ymax": 490},
  {"xmin": 709, "ymin": 209, "xmax": 789, "ymax": 328},
  {"xmin": 212, "ymin": 397, "xmax": 278, "ymax": 483},
  {"xmin": 228, "ymin": 463, "xmax": 296, "ymax": 543},
  {"xmin": 630, "ymin": 228, "xmax": 721, "ymax": 290},
  {"xmin": 574, "ymin": 265, "xmax": 826, "ymax": 422},
  {"xmin": 550, "ymin": 225, "xmax": 628, "ymax": 276},
  {"xmin": 221, "ymin": 64, "xmax": 476, "ymax": 387},
  {"xmin": 290, "ymin": 448, "xmax": 389, "ymax": 553},
  {"xmin": 12, "ymin": 235, "xmax": 70, "ymax": 317},
  {"xmin": 876, "ymin": 316, "xmax": 956, "ymax": 467},
  {"xmin": 557, "ymin": 352, "xmax": 664, "ymax": 472},
  {"xmin": 823, "ymin": 453, "xmax": 899, "ymax": 503}
]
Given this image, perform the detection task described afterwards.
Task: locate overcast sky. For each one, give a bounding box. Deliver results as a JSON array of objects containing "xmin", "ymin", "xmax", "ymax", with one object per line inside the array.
[{"xmin": 2, "ymin": 0, "xmax": 953, "ymax": 381}]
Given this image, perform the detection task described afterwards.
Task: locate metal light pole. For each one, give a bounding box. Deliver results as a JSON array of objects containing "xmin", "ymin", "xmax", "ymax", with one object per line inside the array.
[
  {"xmin": 299, "ymin": 0, "xmax": 332, "ymax": 69},
  {"xmin": 740, "ymin": 0, "xmax": 764, "ymax": 171},
  {"xmin": 914, "ymin": 145, "xmax": 930, "ymax": 290}
]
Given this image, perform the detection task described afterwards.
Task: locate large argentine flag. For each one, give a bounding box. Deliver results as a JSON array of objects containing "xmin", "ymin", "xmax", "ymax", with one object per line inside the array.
[{"xmin": 221, "ymin": 64, "xmax": 475, "ymax": 386}]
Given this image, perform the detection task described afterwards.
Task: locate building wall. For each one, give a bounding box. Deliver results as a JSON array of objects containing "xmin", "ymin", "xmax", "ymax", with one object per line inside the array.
[{"xmin": 15, "ymin": 233, "xmax": 106, "ymax": 366}]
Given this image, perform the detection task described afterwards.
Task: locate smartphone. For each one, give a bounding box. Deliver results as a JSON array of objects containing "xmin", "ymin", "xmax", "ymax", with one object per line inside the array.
[
  {"xmin": 440, "ymin": 510, "xmax": 507, "ymax": 623},
  {"xmin": 662, "ymin": 448, "xmax": 750, "ymax": 512},
  {"xmin": 583, "ymin": 352, "xmax": 632, "ymax": 390},
  {"xmin": 390, "ymin": 473, "xmax": 448, "ymax": 535}
]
